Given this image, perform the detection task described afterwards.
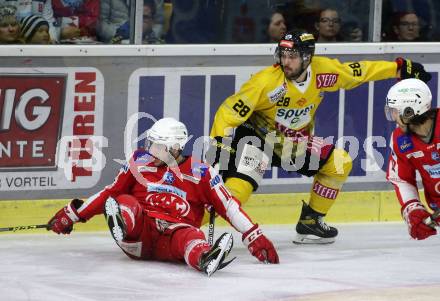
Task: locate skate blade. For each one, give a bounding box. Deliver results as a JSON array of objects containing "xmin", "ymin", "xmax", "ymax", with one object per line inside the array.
[
  {"xmin": 206, "ymin": 233, "xmax": 234, "ymax": 277},
  {"xmin": 218, "ymin": 256, "xmax": 236, "ymax": 270},
  {"xmin": 293, "ymin": 234, "xmax": 335, "ymax": 245}
]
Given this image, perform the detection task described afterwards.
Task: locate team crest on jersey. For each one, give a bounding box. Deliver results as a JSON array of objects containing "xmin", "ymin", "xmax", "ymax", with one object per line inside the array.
[
  {"xmin": 316, "ymin": 73, "xmax": 338, "ymax": 88},
  {"xmin": 397, "ymin": 135, "xmax": 414, "ymax": 153},
  {"xmin": 267, "ymin": 83, "xmax": 287, "ymax": 103},
  {"xmin": 146, "ymin": 193, "xmax": 190, "ymax": 217},
  {"xmin": 432, "ymin": 151, "xmax": 440, "ymax": 161},
  {"xmin": 163, "ymin": 172, "xmax": 175, "ymax": 184}
]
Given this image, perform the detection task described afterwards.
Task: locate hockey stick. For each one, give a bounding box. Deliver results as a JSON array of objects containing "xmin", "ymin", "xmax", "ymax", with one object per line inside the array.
[
  {"xmin": 0, "ymin": 224, "xmax": 50, "ymax": 232},
  {"xmin": 208, "ymin": 206, "xmax": 215, "ymax": 246}
]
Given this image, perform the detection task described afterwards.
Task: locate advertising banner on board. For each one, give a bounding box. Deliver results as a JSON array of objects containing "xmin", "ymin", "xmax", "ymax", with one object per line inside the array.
[{"xmin": 0, "ymin": 68, "xmax": 105, "ymax": 191}]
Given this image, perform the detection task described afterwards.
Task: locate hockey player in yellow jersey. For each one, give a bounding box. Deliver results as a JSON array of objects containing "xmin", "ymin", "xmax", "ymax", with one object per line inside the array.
[{"xmin": 208, "ymin": 31, "xmax": 431, "ymax": 244}]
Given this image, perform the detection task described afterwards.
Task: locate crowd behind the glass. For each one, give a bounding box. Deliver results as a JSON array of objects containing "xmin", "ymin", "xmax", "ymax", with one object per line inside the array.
[{"xmin": 0, "ymin": 0, "xmax": 431, "ymax": 45}]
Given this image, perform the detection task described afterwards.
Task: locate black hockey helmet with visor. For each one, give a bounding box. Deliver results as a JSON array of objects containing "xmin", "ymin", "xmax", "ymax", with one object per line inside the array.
[{"xmin": 275, "ymin": 31, "xmax": 315, "ymax": 65}]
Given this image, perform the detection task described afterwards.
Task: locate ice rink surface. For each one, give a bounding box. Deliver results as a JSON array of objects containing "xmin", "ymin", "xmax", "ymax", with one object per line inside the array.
[{"xmin": 1, "ymin": 223, "xmax": 440, "ymax": 301}]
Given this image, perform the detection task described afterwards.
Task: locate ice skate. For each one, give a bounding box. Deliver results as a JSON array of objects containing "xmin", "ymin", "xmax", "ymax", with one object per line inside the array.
[
  {"xmin": 293, "ymin": 201, "xmax": 338, "ymax": 244},
  {"xmin": 200, "ymin": 233, "xmax": 235, "ymax": 277},
  {"xmin": 104, "ymin": 197, "xmax": 126, "ymax": 242}
]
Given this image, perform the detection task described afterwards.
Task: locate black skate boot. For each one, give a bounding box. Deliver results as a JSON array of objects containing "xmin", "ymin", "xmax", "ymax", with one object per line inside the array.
[
  {"xmin": 293, "ymin": 201, "xmax": 338, "ymax": 244},
  {"xmin": 199, "ymin": 233, "xmax": 235, "ymax": 277},
  {"xmin": 104, "ymin": 197, "xmax": 126, "ymax": 243}
]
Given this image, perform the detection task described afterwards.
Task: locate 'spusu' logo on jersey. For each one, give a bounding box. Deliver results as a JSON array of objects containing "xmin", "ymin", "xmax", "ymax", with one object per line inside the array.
[
  {"xmin": 397, "ymin": 135, "xmax": 414, "ymax": 153},
  {"xmin": 276, "ymin": 104, "xmax": 314, "ymax": 130},
  {"xmin": 316, "ymin": 73, "xmax": 338, "ymax": 88}
]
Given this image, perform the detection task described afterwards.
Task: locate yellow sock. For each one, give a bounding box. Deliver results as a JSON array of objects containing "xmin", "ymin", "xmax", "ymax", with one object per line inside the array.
[{"xmin": 309, "ymin": 149, "xmax": 352, "ymax": 214}]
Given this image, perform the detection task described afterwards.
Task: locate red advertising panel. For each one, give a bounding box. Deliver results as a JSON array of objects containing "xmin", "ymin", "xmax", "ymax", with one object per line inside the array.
[{"xmin": 0, "ymin": 75, "xmax": 66, "ymax": 169}]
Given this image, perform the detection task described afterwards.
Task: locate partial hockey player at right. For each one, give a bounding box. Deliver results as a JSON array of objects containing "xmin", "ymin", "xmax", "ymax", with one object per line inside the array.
[{"xmin": 386, "ymin": 78, "xmax": 440, "ymax": 240}]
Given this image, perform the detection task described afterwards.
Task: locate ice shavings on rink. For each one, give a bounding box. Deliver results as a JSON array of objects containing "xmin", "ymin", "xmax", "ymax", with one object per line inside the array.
[{"xmin": 1, "ymin": 223, "xmax": 440, "ymax": 301}]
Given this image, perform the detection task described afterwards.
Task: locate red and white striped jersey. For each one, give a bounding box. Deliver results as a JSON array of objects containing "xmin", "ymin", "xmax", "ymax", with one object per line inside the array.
[
  {"xmin": 77, "ymin": 150, "xmax": 254, "ymax": 233},
  {"xmin": 386, "ymin": 109, "xmax": 440, "ymax": 211}
]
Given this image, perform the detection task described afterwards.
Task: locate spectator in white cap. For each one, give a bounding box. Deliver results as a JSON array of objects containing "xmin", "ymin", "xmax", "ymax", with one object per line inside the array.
[
  {"xmin": 0, "ymin": 5, "xmax": 23, "ymax": 43},
  {"xmin": 0, "ymin": 0, "xmax": 60, "ymax": 42},
  {"xmin": 20, "ymin": 14, "xmax": 51, "ymax": 44}
]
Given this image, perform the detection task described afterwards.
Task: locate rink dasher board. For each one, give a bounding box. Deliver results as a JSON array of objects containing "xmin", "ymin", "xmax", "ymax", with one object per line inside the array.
[{"xmin": 0, "ymin": 43, "xmax": 438, "ymax": 201}]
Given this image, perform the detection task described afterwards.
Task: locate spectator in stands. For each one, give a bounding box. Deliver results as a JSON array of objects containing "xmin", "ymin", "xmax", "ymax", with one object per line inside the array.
[
  {"xmin": 20, "ymin": 14, "xmax": 51, "ymax": 44},
  {"xmin": 98, "ymin": 0, "xmax": 163, "ymax": 43},
  {"xmin": 152, "ymin": 0, "xmax": 163, "ymax": 40},
  {"xmin": 393, "ymin": 12, "xmax": 421, "ymax": 42},
  {"xmin": 342, "ymin": 19, "xmax": 364, "ymax": 42},
  {"xmin": 382, "ymin": 0, "xmax": 435, "ymax": 41},
  {"xmin": 165, "ymin": 1, "xmax": 223, "ymax": 43},
  {"xmin": 97, "ymin": 0, "xmax": 128, "ymax": 43},
  {"xmin": 142, "ymin": 0, "xmax": 162, "ymax": 44},
  {"xmin": 262, "ymin": 10, "xmax": 286, "ymax": 43},
  {"xmin": 162, "ymin": 0, "xmax": 171, "ymax": 38},
  {"xmin": 314, "ymin": 8, "xmax": 342, "ymax": 42},
  {"xmin": 52, "ymin": 0, "xmax": 99, "ymax": 41},
  {"xmin": 0, "ymin": 5, "xmax": 22, "ymax": 43},
  {"xmin": 0, "ymin": 0, "xmax": 60, "ymax": 42},
  {"xmin": 231, "ymin": 2, "xmax": 255, "ymax": 43},
  {"xmin": 284, "ymin": 0, "xmax": 320, "ymax": 36}
]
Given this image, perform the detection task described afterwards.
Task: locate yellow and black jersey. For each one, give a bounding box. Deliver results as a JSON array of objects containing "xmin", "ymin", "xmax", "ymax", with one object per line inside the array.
[{"xmin": 210, "ymin": 56, "xmax": 397, "ymax": 159}]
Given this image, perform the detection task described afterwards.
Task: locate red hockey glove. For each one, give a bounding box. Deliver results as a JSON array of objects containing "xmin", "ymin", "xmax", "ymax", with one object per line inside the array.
[
  {"xmin": 396, "ymin": 57, "xmax": 431, "ymax": 83},
  {"xmin": 242, "ymin": 224, "xmax": 279, "ymax": 264},
  {"xmin": 402, "ymin": 200, "xmax": 437, "ymax": 240},
  {"xmin": 48, "ymin": 199, "xmax": 84, "ymax": 234}
]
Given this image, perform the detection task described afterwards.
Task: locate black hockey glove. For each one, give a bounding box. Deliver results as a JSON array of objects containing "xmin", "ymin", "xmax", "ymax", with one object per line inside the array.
[
  {"xmin": 396, "ymin": 57, "xmax": 431, "ymax": 83},
  {"xmin": 205, "ymin": 136, "xmax": 235, "ymax": 171}
]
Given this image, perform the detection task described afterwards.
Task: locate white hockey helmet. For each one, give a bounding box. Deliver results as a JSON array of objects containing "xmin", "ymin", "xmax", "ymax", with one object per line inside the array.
[
  {"xmin": 146, "ymin": 117, "xmax": 188, "ymax": 150},
  {"xmin": 385, "ymin": 78, "xmax": 432, "ymax": 122}
]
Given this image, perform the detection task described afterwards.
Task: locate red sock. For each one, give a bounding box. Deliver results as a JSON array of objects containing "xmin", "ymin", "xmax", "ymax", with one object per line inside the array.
[{"xmin": 184, "ymin": 239, "xmax": 211, "ymax": 270}]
